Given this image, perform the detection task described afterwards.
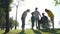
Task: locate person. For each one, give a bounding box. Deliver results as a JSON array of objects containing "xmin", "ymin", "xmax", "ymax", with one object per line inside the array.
[
  {"xmin": 34, "ymin": 7, "xmax": 41, "ymax": 29},
  {"xmin": 21, "ymin": 9, "xmax": 30, "ymax": 31},
  {"xmin": 45, "ymin": 9, "xmax": 54, "ymax": 29},
  {"xmin": 31, "ymin": 12, "xmax": 35, "ymax": 30},
  {"xmin": 41, "ymin": 13, "xmax": 49, "ymax": 29}
]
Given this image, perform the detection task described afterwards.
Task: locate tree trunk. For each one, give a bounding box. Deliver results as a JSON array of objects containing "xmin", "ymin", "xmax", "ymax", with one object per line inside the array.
[
  {"xmin": 5, "ymin": 11, "xmax": 9, "ymax": 33},
  {"xmin": 4, "ymin": 0, "xmax": 10, "ymax": 33}
]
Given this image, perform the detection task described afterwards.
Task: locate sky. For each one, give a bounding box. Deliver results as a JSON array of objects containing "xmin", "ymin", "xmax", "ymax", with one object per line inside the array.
[{"xmin": 9, "ymin": 0, "xmax": 60, "ymax": 29}]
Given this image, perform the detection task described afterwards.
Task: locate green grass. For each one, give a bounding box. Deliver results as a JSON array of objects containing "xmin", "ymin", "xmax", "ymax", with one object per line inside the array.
[
  {"xmin": 0, "ymin": 29, "xmax": 60, "ymax": 34},
  {"xmin": 0, "ymin": 30, "xmax": 5, "ymax": 34}
]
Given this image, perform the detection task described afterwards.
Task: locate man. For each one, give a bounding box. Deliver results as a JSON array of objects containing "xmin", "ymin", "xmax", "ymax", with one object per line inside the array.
[
  {"xmin": 34, "ymin": 7, "xmax": 41, "ymax": 29},
  {"xmin": 21, "ymin": 9, "xmax": 30, "ymax": 31},
  {"xmin": 41, "ymin": 13, "xmax": 49, "ymax": 29},
  {"xmin": 45, "ymin": 9, "xmax": 54, "ymax": 29}
]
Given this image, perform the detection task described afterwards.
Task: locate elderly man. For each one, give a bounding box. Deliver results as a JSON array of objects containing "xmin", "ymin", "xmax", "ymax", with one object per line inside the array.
[{"xmin": 21, "ymin": 9, "xmax": 30, "ymax": 31}]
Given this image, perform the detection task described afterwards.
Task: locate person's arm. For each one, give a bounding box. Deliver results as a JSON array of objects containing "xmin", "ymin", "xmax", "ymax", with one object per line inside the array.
[
  {"xmin": 38, "ymin": 11, "xmax": 41, "ymax": 17},
  {"xmin": 39, "ymin": 13, "xmax": 41, "ymax": 17}
]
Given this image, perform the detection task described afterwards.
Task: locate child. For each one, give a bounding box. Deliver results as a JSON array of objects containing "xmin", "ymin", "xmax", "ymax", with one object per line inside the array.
[{"xmin": 31, "ymin": 12, "xmax": 35, "ymax": 30}]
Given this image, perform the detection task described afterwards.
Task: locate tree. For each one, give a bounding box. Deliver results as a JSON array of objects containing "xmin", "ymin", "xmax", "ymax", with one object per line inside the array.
[
  {"xmin": 0, "ymin": 8, "xmax": 6, "ymax": 30},
  {"xmin": 12, "ymin": 0, "xmax": 24, "ymax": 30},
  {"xmin": 0, "ymin": 17, "xmax": 19, "ymax": 30},
  {"xmin": 0, "ymin": 0, "xmax": 13, "ymax": 33},
  {"xmin": 4, "ymin": 0, "xmax": 13, "ymax": 33},
  {"xmin": 0, "ymin": 1, "xmax": 6, "ymax": 30},
  {"xmin": 54, "ymin": 0, "xmax": 60, "ymax": 6},
  {"xmin": 9, "ymin": 18, "xmax": 19, "ymax": 29}
]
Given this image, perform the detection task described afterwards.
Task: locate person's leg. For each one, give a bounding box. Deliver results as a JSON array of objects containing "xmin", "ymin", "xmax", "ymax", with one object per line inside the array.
[
  {"xmin": 45, "ymin": 20, "xmax": 49, "ymax": 29},
  {"xmin": 22, "ymin": 19, "xmax": 25, "ymax": 31},
  {"xmin": 51, "ymin": 18, "xmax": 54, "ymax": 29},
  {"xmin": 32, "ymin": 21, "xmax": 34, "ymax": 29},
  {"xmin": 32, "ymin": 22, "xmax": 33, "ymax": 29},
  {"xmin": 43, "ymin": 23, "xmax": 45, "ymax": 29},
  {"xmin": 38, "ymin": 19, "xmax": 40, "ymax": 30},
  {"xmin": 46, "ymin": 22, "xmax": 49, "ymax": 29},
  {"xmin": 36, "ymin": 19, "xmax": 38, "ymax": 29},
  {"xmin": 47, "ymin": 21, "xmax": 50, "ymax": 29}
]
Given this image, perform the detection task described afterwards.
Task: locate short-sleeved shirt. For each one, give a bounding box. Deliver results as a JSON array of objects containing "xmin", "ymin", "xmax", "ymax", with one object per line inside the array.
[
  {"xmin": 34, "ymin": 11, "xmax": 40, "ymax": 19},
  {"xmin": 41, "ymin": 16, "xmax": 48, "ymax": 23},
  {"xmin": 46, "ymin": 10, "xmax": 54, "ymax": 19},
  {"xmin": 21, "ymin": 11, "xmax": 27, "ymax": 20}
]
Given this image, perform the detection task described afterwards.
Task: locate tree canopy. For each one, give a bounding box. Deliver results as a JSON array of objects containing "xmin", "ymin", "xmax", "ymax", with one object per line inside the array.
[
  {"xmin": 0, "ymin": 0, "xmax": 13, "ymax": 33},
  {"xmin": 54, "ymin": 0, "xmax": 60, "ymax": 6}
]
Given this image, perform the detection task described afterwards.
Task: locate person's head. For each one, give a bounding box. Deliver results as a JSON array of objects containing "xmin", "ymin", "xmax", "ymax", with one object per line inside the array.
[
  {"xmin": 31, "ymin": 12, "xmax": 34, "ymax": 15},
  {"xmin": 35, "ymin": 7, "xmax": 38, "ymax": 11},
  {"xmin": 26, "ymin": 9, "xmax": 30, "ymax": 12},
  {"xmin": 42, "ymin": 13, "xmax": 45, "ymax": 16},
  {"xmin": 45, "ymin": 9, "xmax": 48, "ymax": 12}
]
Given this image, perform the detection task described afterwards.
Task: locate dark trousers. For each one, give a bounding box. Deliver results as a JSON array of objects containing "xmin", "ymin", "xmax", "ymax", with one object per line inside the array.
[
  {"xmin": 38, "ymin": 19, "xmax": 41, "ymax": 30},
  {"xmin": 21, "ymin": 19, "xmax": 25, "ymax": 31},
  {"xmin": 51, "ymin": 18, "xmax": 54, "ymax": 29},
  {"xmin": 35, "ymin": 18, "xmax": 39, "ymax": 29},
  {"xmin": 32, "ymin": 21, "xmax": 34, "ymax": 29}
]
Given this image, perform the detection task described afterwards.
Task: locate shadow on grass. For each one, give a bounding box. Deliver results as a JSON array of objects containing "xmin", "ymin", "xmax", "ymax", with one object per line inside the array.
[
  {"xmin": 40, "ymin": 29, "xmax": 60, "ymax": 34},
  {"xmin": 49, "ymin": 29, "xmax": 57, "ymax": 33},
  {"xmin": 18, "ymin": 31, "xmax": 26, "ymax": 34},
  {"xmin": 54, "ymin": 33, "xmax": 60, "ymax": 34},
  {"xmin": 32, "ymin": 30, "xmax": 41, "ymax": 34},
  {"xmin": 3, "ymin": 31, "xmax": 9, "ymax": 34},
  {"xmin": 49, "ymin": 32, "xmax": 60, "ymax": 34},
  {"xmin": 41, "ymin": 29, "xmax": 56, "ymax": 32}
]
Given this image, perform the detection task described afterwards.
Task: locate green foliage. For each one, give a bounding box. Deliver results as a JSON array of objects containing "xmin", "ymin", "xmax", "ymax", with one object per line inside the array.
[
  {"xmin": 0, "ymin": 0, "xmax": 13, "ymax": 33},
  {"xmin": 0, "ymin": 0, "xmax": 13, "ymax": 11},
  {"xmin": 0, "ymin": 0, "xmax": 13, "ymax": 30},
  {"xmin": 9, "ymin": 18, "xmax": 19, "ymax": 29},
  {"xmin": 0, "ymin": 17, "xmax": 19, "ymax": 29},
  {"xmin": 0, "ymin": 0, "xmax": 13, "ymax": 25},
  {"xmin": 54, "ymin": 0, "xmax": 60, "ymax": 6},
  {"xmin": 13, "ymin": 20, "xmax": 19, "ymax": 27},
  {"xmin": 0, "ymin": 8, "xmax": 6, "ymax": 29}
]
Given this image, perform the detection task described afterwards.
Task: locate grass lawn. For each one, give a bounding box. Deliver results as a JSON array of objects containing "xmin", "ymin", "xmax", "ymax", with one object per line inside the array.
[{"xmin": 0, "ymin": 29, "xmax": 60, "ymax": 34}]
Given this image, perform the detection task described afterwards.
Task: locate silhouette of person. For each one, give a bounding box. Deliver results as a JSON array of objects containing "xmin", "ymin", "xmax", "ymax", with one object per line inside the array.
[
  {"xmin": 45, "ymin": 9, "xmax": 54, "ymax": 29},
  {"xmin": 38, "ymin": 18, "xmax": 41, "ymax": 30},
  {"xmin": 41, "ymin": 13, "xmax": 49, "ymax": 29},
  {"xmin": 21, "ymin": 9, "xmax": 30, "ymax": 31},
  {"xmin": 31, "ymin": 12, "xmax": 35, "ymax": 30},
  {"xmin": 34, "ymin": 7, "xmax": 41, "ymax": 29}
]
